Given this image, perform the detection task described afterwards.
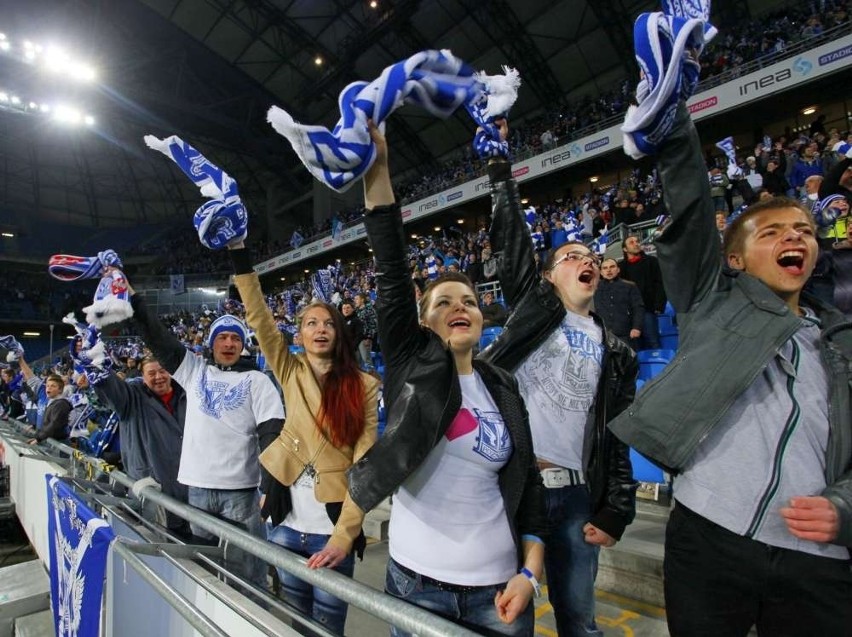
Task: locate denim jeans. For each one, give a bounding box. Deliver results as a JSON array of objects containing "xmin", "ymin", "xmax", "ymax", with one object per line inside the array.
[
  {"xmin": 186, "ymin": 486, "xmax": 267, "ymax": 589},
  {"xmin": 543, "ymin": 485, "xmax": 603, "ymax": 637},
  {"xmin": 266, "ymin": 523, "xmax": 354, "ymax": 635},
  {"xmin": 385, "ymin": 558, "xmax": 533, "ymax": 637}
]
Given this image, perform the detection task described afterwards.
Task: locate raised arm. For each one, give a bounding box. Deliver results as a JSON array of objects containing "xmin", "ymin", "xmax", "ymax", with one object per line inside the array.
[
  {"xmin": 360, "ymin": 123, "xmax": 424, "ymax": 369},
  {"xmin": 487, "ymin": 126, "xmax": 540, "ymax": 307},
  {"xmin": 229, "ymin": 244, "xmax": 295, "ymax": 383},
  {"xmin": 652, "ymin": 103, "xmax": 720, "ymax": 313},
  {"xmin": 129, "ymin": 292, "xmax": 187, "ymax": 374}
]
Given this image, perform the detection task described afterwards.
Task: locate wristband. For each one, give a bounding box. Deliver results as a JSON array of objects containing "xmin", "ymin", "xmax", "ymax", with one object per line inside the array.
[{"xmin": 519, "ymin": 567, "xmax": 541, "ymax": 598}]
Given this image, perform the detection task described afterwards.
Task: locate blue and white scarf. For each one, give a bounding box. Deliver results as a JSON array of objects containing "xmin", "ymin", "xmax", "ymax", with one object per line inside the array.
[
  {"xmin": 144, "ymin": 135, "xmax": 248, "ymax": 250},
  {"xmin": 0, "ymin": 335, "xmax": 24, "ymax": 362},
  {"xmin": 622, "ymin": 0, "xmax": 715, "ymax": 158},
  {"xmin": 48, "ymin": 250, "xmax": 132, "ymax": 328},
  {"xmin": 468, "ymin": 66, "xmax": 521, "ymax": 160},
  {"xmin": 64, "ymin": 314, "xmax": 112, "ymax": 385},
  {"xmin": 268, "ymin": 50, "xmax": 520, "ymax": 190}
]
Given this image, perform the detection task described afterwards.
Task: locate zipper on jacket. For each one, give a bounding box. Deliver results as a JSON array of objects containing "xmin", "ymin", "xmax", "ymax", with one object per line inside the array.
[{"xmin": 745, "ymin": 340, "xmax": 801, "ymax": 538}]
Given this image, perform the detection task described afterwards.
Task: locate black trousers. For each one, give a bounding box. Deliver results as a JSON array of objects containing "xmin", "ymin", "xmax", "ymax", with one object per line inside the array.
[{"xmin": 664, "ymin": 502, "xmax": 852, "ymax": 637}]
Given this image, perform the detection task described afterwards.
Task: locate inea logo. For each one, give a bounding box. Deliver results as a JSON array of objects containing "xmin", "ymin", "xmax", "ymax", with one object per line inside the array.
[{"xmin": 792, "ymin": 57, "xmax": 813, "ymax": 76}]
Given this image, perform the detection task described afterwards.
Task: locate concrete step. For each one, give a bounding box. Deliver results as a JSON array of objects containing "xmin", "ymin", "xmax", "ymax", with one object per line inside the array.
[
  {"xmin": 363, "ymin": 497, "xmax": 391, "ymax": 541},
  {"xmin": 0, "ymin": 560, "xmax": 50, "ymax": 637},
  {"xmin": 14, "ymin": 610, "xmax": 53, "ymax": 637},
  {"xmin": 596, "ymin": 513, "xmax": 667, "ymax": 608}
]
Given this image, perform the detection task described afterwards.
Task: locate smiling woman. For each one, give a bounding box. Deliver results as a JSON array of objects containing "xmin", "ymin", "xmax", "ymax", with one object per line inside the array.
[
  {"xmin": 347, "ymin": 123, "xmax": 546, "ymax": 637},
  {"xmin": 227, "ymin": 241, "xmax": 379, "ymax": 636}
]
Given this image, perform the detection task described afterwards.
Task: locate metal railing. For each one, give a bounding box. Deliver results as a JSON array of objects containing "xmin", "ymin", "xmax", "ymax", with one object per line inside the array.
[{"xmin": 0, "ymin": 419, "xmax": 481, "ymax": 637}]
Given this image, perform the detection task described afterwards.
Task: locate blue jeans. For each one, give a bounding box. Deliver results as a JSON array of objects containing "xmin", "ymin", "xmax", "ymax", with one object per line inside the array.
[
  {"xmin": 187, "ymin": 486, "xmax": 267, "ymax": 589},
  {"xmin": 544, "ymin": 485, "xmax": 602, "ymax": 637},
  {"xmin": 266, "ymin": 524, "xmax": 354, "ymax": 635},
  {"xmin": 640, "ymin": 312, "xmax": 661, "ymax": 350},
  {"xmin": 385, "ymin": 558, "xmax": 533, "ymax": 637}
]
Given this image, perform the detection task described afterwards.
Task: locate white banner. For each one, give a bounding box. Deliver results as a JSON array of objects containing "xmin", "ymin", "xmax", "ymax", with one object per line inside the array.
[{"xmin": 255, "ymin": 33, "xmax": 852, "ymax": 275}]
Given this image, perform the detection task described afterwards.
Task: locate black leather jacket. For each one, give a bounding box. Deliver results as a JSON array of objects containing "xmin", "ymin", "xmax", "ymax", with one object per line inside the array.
[
  {"xmin": 479, "ymin": 160, "xmax": 638, "ymax": 540},
  {"xmin": 348, "ymin": 203, "xmax": 548, "ymax": 556}
]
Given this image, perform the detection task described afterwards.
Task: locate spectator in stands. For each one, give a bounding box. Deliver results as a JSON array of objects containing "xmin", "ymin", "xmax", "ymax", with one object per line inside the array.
[
  {"xmin": 619, "ymin": 235, "xmax": 667, "ymax": 350},
  {"xmin": 125, "ymin": 277, "xmax": 284, "ymax": 589},
  {"xmin": 802, "ymin": 175, "xmax": 823, "ymax": 212},
  {"xmin": 349, "ymin": 123, "xmax": 546, "ymax": 637},
  {"xmin": 339, "ymin": 300, "xmax": 365, "ymax": 361},
  {"xmin": 353, "ymin": 293, "xmax": 377, "ymax": 371},
  {"xmin": 709, "ymin": 165, "xmax": 729, "ymax": 213},
  {"xmin": 790, "ymin": 142, "xmax": 824, "ymax": 191},
  {"xmin": 743, "ymin": 156, "xmax": 764, "ymax": 191},
  {"xmin": 464, "ymin": 251, "xmax": 483, "ymax": 287},
  {"xmin": 228, "ymin": 241, "xmax": 379, "ymax": 635},
  {"xmin": 481, "ymin": 121, "xmax": 637, "ymax": 637},
  {"xmin": 610, "ymin": 102, "xmax": 852, "ymax": 637},
  {"xmin": 19, "ymin": 359, "xmax": 71, "ymax": 444},
  {"xmin": 123, "ymin": 356, "xmax": 141, "ymax": 379},
  {"xmin": 594, "ymin": 259, "xmax": 644, "ymax": 351},
  {"xmin": 0, "ymin": 368, "xmax": 25, "ymax": 420},
  {"xmin": 89, "ymin": 355, "xmax": 190, "ymax": 538},
  {"xmin": 481, "ymin": 290, "xmax": 508, "ymax": 328},
  {"xmin": 761, "ymin": 157, "xmax": 790, "ymax": 196}
]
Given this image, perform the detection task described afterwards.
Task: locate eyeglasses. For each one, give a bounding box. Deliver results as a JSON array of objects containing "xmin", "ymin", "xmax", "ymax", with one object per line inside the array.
[{"xmin": 549, "ymin": 251, "xmax": 602, "ymax": 270}]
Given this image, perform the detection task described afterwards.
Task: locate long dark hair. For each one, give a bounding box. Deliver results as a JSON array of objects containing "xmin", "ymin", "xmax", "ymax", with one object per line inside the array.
[{"xmin": 298, "ymin": 302, "xmax": 366, "ymax": 448}]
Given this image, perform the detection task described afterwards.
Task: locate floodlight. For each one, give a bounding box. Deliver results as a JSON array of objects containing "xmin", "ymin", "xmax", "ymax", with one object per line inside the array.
[
  {"xmin": 0, "ymin": 93, "xmax": 7, "ymax": 102},
  {"xmin": 10, "ymin": 95, "xmax": 20, "ymax": 105},
  {"xmin": 40, "ymin": 103, "xmax": 50, "ymax": 112},
  {"xmin": 23, "ymin": 40, "xmax": 34, "ymax": 50},
  {"xmin": 24, "ymin": 49, "xmax": 35, "ymax": 61},
  {"xmin": 0, "ymin": 42, "xmax": 9, "ymax": 52},
  {"xmin": 53, "ymin": 104, "xmax": 83, "ymax": 124},
  {"xmin": 84, "ymin": 115, "xmax": 95, "ymax": 126},
  {"xmin": 28, "ymin": 101, "xmax": 37, "ymax": 109},
  {"xmin": 0, "ymin": 33, "xmax": 6, "ymax": 40}
]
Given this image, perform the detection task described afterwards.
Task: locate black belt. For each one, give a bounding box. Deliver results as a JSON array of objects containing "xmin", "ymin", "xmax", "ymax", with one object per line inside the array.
[{"xmin": 391, "ymin": 559, "xmax": 496, "ymax": 594}]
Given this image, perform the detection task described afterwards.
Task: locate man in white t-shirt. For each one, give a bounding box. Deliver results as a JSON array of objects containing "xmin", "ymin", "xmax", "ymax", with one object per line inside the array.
[
  {"xmin": 128, "ymin": 288, "xmax": 284, "ymax": 589},
  {"xmin": 482, "ymin": 149, "xmax": 638, "ymax": 637}
]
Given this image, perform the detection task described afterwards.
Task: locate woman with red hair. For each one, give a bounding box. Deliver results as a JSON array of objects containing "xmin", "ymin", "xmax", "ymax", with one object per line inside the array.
[{"xmin": 228, "ymin": 242, "xmax": 379, "ymax": 635}]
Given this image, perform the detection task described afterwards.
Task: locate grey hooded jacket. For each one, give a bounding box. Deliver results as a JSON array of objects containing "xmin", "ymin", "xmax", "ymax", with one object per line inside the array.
[{"xmin": 608, "ymin": 103, "xmax": 852, "ymax": 548}]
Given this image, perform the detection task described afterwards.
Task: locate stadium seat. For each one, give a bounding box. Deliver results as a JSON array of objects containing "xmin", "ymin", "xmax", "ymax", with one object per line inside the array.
[
  {"xmin": 663, "ymin": 301, "xmax": 676, "ymax": 317},
  {"xmin": 657, "ymin": 314, "xmax": 679, "ymax": 351},
  {"xmin": 637, "ymin": 349, "xmax": 675, "ymax": 381},
  {"xmin": 630, "ymin": 448, "xmax": 665, "ymax": 483},
  {"xmin": 479, "ymin": 326, "xmax": 503, "ymax": 350}
]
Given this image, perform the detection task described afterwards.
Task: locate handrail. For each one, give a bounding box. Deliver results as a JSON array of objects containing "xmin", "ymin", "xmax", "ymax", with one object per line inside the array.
[
  {"xmin": 2, "ymin": 420, "xmax": 482, "ymax": 637},
  {"xmin": 111, "ymin": 539, "xmax": 232, "ymax": 637}
]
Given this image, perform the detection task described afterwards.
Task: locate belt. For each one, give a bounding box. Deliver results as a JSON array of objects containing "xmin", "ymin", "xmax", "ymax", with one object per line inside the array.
[
  {"xmin": 391, "ymin": 559, "xmax": 494, "ymax": 594},
  {"xmin": 539, "ymin": 465, "xmax": 585, "ymax": 488}
]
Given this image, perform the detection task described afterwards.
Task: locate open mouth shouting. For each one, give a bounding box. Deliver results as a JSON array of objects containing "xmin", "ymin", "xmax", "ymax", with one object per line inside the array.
[
  {"xmin": 578, "ymin": 268, "xmax": 596, "ymax": 285},
  {"xmin": 776, "ymin": 249, "xmax": 806, "ymax": 276}
]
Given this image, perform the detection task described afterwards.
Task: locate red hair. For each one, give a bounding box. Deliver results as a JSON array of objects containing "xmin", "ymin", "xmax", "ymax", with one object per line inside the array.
[{"xmin": 299, "ymin": 302, "xmax": 367, "ymax": 448}]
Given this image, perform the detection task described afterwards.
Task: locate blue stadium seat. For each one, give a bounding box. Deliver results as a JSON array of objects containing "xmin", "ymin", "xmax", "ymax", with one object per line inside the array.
[
  {"xmin": 657, "ymin": 314, "xmax": 679, "ymax": 351},
  {"xmin": 479, "ymin": 326, "xmax": 503, "ymax": 351},
  {"xmin": 637, "ymin": 349, "xmax": 675, "ymax": 381},
  {"xmin": 630, "ymin": 448, "xmax": 665, "ymax": 483},
  {"xmin": 663, "ymin": 301, "xmax": 676, "ymax": 317}
]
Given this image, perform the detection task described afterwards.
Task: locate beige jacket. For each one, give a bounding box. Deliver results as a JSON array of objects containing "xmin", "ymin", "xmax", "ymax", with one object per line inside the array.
[{"xmin": 234, "ymin": 272, "xmax": 379, "ymax": 552}]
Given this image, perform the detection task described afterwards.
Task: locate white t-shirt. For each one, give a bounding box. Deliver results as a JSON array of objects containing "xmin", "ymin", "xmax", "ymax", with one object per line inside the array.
[
  {"xmin": 515, "ymin": 311, "xmax": 603, "ymax": 470},
  {"xmin": 174, "ymin": 353, "xmax": 284, "ymax": 489},
  {"xmin": 283, "ymin": 470, "xmax": 335, "ymax": 534},
  {"xmin": 389, "ymin": 372, "xmax": 516, "ymax": 585}
]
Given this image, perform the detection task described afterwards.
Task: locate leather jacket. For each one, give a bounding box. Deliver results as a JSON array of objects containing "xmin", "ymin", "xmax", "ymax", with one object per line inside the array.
[
  {"xmin": 607, "ymin": 103, "xmax": 852, "ymax": 547},
  {"xmin": 347, "ymin": 203, "xmax": 548, "ymax": 555},
  {"xmin": 479, "ymin": 160, "xmax": 638, "ymax": 541}
]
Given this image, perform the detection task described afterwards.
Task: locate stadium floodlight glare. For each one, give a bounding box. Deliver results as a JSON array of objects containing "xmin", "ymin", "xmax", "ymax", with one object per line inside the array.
[
  {"xmin": 53, "ymin": 104, "xmax": 83, "ymax": 124},
  {"xmin": 0, "ymin": 42, "xmax": 8, "ymax": 52},
  {"xmin": 28, "ymin": 101, "xmax": 37, "ymax": 109},
  {"xmin": 84, "ymin": 115, "xmax": 95, "ymax": 125},
  {"xmin": 40, "ymin": 103, "xmax": 50, "ymax": 112},
  {"xmin": 0, "ymin": 93, "xmax": 7, "ymax": 102},
  {"xmin": 10, "ymin": 95, "xmax": 20, "ymax": 105},
  {"xmin": 0, "ymin": 33, "xmax": 6, "ymax": 40},
  {"xmin": 1, "ymin": 232, "xmax": 14, "ymax": 238},
  {"xmin": 802, "ymin": 106, "xmax": 817, "ymax": 116}
]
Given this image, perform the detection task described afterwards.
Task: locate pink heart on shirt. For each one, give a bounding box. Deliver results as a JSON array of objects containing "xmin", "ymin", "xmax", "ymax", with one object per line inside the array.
[{"xmin": 445, "ymin": 408, "xmax": 479, "ymax": 441}]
